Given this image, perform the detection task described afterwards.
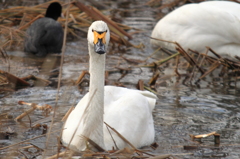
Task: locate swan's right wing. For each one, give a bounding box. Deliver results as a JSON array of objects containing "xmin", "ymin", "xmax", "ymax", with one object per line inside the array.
[{"xmin": 104, "ymin": 85, "xmax": 157, "ymax": 111}]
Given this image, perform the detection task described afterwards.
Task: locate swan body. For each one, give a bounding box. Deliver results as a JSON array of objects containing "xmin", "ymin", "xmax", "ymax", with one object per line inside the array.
[
  {"xmin": 24, "ymin": 2, "xmax": 63, "ymax": 56},
  {"xmin": 151, "ymin": 1, "xmax": 240, "ymax": 57},
  {"xmin": 61, "ymin": 21, "xmax": 157, "ymax": 151}
]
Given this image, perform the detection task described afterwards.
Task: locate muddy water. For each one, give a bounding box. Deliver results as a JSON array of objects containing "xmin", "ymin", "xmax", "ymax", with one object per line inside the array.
[{"xmin": 1, "ymin": 0, "xmax": 240, "ymax": 158}]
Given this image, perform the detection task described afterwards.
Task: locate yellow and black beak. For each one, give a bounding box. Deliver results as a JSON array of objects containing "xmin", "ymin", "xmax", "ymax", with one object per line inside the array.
[{"xmin": 93, "ymin": 30, "xmax": 107, "ymax": 54}]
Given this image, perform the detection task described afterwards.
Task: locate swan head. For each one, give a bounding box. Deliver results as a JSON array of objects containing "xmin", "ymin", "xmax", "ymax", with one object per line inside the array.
[{"xmin": 88, "ymin": 21, "xmax": 110, "ymax": 54}]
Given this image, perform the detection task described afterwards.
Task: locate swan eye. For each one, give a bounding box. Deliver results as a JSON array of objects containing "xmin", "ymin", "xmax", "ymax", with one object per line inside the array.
[{"xmin": 92, "ymin": 29, "xmax": 94, "ymax": 32}]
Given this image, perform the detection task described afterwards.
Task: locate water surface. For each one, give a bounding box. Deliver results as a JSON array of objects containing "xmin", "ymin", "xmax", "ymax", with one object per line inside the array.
[{"xmin": 1, "ymin": 0, "xmax": 240, "ymax": 158}]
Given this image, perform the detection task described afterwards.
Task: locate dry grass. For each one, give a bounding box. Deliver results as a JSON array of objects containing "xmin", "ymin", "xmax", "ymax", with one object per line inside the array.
[
  {"xmin": 0, "ymin": 0, "xmax": 139, "ymax": 51},
  {"xmin": 142, "ymin": 34, "xmax": 240, "ymax": 90}
]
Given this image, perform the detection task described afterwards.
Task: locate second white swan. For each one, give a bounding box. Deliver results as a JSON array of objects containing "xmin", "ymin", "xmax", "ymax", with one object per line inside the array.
[{"xmin": 151, "ymin": 1, "xmax": 240, "ymax": 57}]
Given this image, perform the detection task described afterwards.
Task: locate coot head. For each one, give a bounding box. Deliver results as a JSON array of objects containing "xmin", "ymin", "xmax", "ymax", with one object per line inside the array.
[{"xmin": 45, "ymin": 2, "xmax": 62, "ymax": 20}]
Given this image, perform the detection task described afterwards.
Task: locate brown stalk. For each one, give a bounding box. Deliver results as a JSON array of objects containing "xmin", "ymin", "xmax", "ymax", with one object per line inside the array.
[
  {"xmin": 18, "ymin": 101, "xmax": 52, "ymax": 111},
  {"xmin": 206, "ymin": 47, "xmax": 236, "ymax": 68},
  {"xmin": 143, "ymin": 47, "xmax": 161, "ymax": 63},
  {"xmin": 15, "ymin": 101, "xmax": 52, "ymax": 121},
  {"xmin": 190, "ymin": 131, "xmax": 217, "ymax": 140},
  {"xmin": 47, "ymin": 150, "xmax": 72, "ymax": 159},
  {"xmin": 176, "ymin": 44, "xmax": 205, "ymax": 74},
  {"xmin": 18, "ymin": 14, "xmax": 43, "ymax": 30},
  {"xmin": 75, "ymin": 70, "xmax": 89, "ymax": 85},
  {"xmin": 196, "ymin": 47, "xmax": 209, "ymax": 69},
  {"xmin": 110, "ymin": 33, "xmax": 133, "ymax": 47},
  {"xmin": 61, "ymin": 106, "xmax": 74, "ymax": 122},
  {"xmin": 199, "ymin": 61, "xmax": 220, "ymax": 79},
  {"xmin": 21, "ymin": 75, "xmax": 50, "ymax": 84},
  {"xmin": 104, "ymin": 122, "xmax": 136, "ymax": 150},
  {"xmin": 174, "ymin": 54, "xmax": 180, "ymax": 77},
  {"xmin": 214, "ymin": 133, "xmax": 220, "ymax": 145},
  {"xmin": 14, "ymin": 105, "xmax": 36, "ymax": 121},
  {"xmin": 105, "ymin": 124, "xmax": 119, "ymax": 150},
  {"xmin": 0, "ymin": 129, "xmax": 62, "ymax": 150},
  {"xmin": 206, "ymin": 47, "xmax": 222, "ymax": 59},
  {"xmin": 137, "ymin": 79, "xmax": 144, "ymax": 90},
  {"xmin": 189, "ymin": 51, "xmax": 201, "ymax": 82},
  {"xmin": 73, "ymin": 1, "xmax": 132, "ymax": 40},
  {"xmin": 43, "ymin": 1, "xmax": 70, "ymax": 158},
  {"xmin": 80, "ymin": 135, "xmax": 105, "ymax": 152},
  {"xmin": 149, "ymin": 71, "xmax": 159, "ymax": 86},
  {"xmin": 22, "ymin": 143, "xmax": 44, "ymax": 151},
  {"xmin": 149, "ymin": 35, "xmax": 176, "ymax": 44},
  {"xmin": 0, "ymin": 70, "xmax": 30, "ymax": 87},
  {"xmin": 121, "ymin": 56, "xmax": 142, "ymax": 64},
  {"xmin": 144, "ymin": 86, "xmax": 158, "ymax": 95}
]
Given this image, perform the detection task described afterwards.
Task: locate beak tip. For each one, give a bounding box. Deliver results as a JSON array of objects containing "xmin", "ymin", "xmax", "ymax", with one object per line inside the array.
[
  {"xmin": 95, "ymin": 47, "xmax": 106, "ymax": 54},
  {"xmin": 96, "ymin": 50, "xmax": 106, "ymax": 54},
  {"xmin": 94, "ymin": 38, "xmax": 106, "ymax": 54}
]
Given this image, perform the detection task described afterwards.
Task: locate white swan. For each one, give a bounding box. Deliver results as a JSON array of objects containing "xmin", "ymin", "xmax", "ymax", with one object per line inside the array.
[
  {"xmin": 61, "ymin": 21, "xmax": 157, "ymax": 151},
  {"xmin": 151, "ymin": 1, "xmax": 240, "ymax": 57}
]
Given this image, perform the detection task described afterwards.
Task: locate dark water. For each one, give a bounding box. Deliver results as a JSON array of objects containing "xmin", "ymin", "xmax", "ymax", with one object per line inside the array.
[{"xmin": 1, "ymin": 0, "xmax": 240, "ymax": 158}]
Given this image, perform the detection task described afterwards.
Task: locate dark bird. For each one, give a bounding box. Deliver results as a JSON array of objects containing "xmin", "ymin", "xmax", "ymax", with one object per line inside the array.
[{"xmin": 24, "ymin": 2, "xmax": 64, "ymax": 56}]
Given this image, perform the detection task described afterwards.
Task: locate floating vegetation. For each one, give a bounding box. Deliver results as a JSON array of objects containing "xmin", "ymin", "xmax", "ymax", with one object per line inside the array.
[
  {"xmin": 143, "ymin": 36, "xmax": 240, "ymax": 90},
  {"xmin": 0, "ymin": 0, "xmax": 139, "ymax": 50},
  {"xmin": 0, "ymin": 70, "xmax": 30, "ymax": 92}
]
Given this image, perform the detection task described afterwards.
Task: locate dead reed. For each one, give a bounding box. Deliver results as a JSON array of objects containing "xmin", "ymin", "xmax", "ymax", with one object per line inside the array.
[
  {"xmin": 143, "ymin": 35, "xmax": 240, "ymax": 90},
  {"xmin": 0, "ymin": 0, "xmax": 139, "ymax": 51}
]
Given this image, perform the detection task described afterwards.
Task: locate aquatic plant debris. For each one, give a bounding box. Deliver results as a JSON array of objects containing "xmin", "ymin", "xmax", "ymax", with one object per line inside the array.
[
  {"xmin": 146, "ymin": 36, "xmax": 240, "ymax": 87},
  {"xmin": 15, "ymin": 101, "xmax": 52, "ymax": 121},
  {"xmin": 0, "ymin": 70, "xmax": 30, "ymax": 92},
  {"xmin": 0, "ymin": 0, "xmax": 139, "ymax": 50}
]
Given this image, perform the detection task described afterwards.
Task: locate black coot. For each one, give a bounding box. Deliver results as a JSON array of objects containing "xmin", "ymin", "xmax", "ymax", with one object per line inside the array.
[{"xmin": 24, "ymin": 2, "xmax": 64, "ymax": 56}]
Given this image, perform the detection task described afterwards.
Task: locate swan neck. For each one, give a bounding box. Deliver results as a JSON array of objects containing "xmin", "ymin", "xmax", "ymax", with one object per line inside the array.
[
  {"xmin": 86, "ymin": 43, "xmax": 105, "ymax": 148},
  {"xmin": 89, "ymin": 45, "xmax": 105, "ymax": 99}
]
